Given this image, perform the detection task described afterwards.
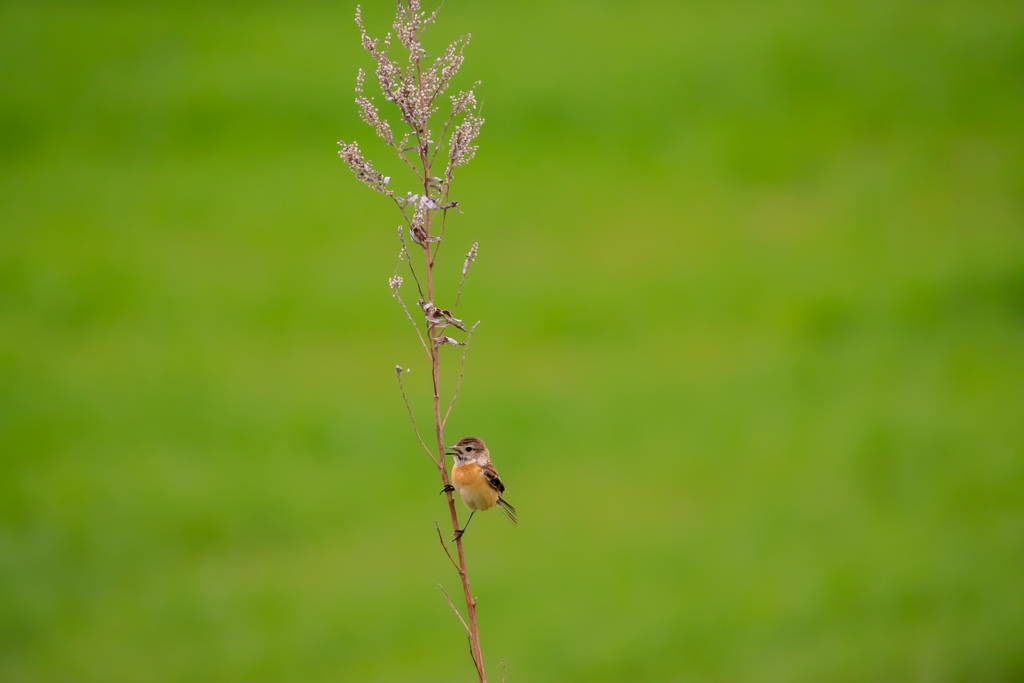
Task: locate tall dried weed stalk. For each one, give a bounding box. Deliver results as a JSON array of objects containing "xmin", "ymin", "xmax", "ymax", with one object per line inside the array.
[{"xmin": 337, "ymin": 1, "xmax": 492, "ymax": 680}]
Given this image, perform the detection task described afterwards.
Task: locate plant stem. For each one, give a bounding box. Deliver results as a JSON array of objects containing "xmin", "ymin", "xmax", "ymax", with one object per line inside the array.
[
  {"xmin": 425, "ymin": 199, "xmax": 486, "ymax": 683},
  {"xmin": 411, "ymin": 6, "xmax": 486, "ymax": 676}
]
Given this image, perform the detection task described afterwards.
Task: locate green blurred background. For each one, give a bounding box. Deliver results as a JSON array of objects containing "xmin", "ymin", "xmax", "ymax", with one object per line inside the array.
[{"xmin": 2, "ymin": 0, "xmax": 1022, "ymax": 680}]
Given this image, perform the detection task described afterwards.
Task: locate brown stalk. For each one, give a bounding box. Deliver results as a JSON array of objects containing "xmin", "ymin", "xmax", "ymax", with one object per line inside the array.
[
  {"xmin": 417, "ymin": 85, "xmax": 488, "ymax": 683},
  {"xmin": 345, "ymin": 3, "xmax": 489, "ymax": 680},
  {"xmin": 405, "ymin": 3, "xmax": 486, "ymax": 678}
]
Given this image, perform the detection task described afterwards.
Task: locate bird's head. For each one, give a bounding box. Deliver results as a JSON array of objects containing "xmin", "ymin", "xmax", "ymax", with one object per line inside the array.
[{"xmin": 445, "ymin": 436, "xmax": 489, "ymax": 465}]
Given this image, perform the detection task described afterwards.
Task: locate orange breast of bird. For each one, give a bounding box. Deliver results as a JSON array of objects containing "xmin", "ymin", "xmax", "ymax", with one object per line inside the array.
[{"xmin": 452, "ymin": 463, "xmax": 499, "ymax": 512}]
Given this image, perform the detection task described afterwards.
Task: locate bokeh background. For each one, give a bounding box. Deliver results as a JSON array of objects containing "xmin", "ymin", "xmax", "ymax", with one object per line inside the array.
[{"xmin": 2, "ymin": 0, "xmax": 1022, "ymax": 680}]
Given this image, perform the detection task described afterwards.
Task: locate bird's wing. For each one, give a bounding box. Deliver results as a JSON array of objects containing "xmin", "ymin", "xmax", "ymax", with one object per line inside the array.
[
  {"xmin": 482, "ymin": 461, "xmax": 517, "ymax": 526},
  {"xmin": 480, "ymin": 462, "xmax": 505, "ymax": 495}
]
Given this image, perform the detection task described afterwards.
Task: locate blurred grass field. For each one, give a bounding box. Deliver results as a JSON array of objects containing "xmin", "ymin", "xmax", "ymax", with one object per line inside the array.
[{"xmin": 1, "ymin": 0, "xmax": 1022, "ymax": 680}]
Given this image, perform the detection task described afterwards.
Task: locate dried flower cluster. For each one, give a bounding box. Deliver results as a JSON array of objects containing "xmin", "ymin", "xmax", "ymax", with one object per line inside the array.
[
  {"xmin": 340, "ymin": 1, "xmax": 483, "ymax": 211},
  {"xmin": 355, "ymin": 69, "xmax": 393, "ymax": 145},
  {"xmin": 447, "ymin": 113, "xmax": 484, "ymax": 173},
  {"xmin": 337, "ymin": 140, "xmax": 390, "ymax": 193},
  {"xmin": 338, "ymin": 2, "xmax": 492, "ymax": 681}
]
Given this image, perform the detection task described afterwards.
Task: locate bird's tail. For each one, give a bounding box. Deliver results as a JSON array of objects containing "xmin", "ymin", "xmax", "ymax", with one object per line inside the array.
[{"xmin": 496, "ymin": 497, "xmax": 518, "ymax": 526}]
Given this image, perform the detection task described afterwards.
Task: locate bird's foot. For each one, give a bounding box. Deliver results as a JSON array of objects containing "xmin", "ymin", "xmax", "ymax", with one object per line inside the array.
[
  {"xmin": 439, "ymin": 484, "xmax": 455, "ymax": 495},
  {"xmin": 450, "ymin": 528, "xmax": 466, "ymax": 543}
]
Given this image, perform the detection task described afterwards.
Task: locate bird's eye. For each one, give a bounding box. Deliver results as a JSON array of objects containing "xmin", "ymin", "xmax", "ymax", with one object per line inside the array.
[{"xmin": 465, "ymin": 446, "xmax": 473, "ymax": 452}]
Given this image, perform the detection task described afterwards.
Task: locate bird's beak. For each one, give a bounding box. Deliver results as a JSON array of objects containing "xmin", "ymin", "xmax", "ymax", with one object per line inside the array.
[{"xmin": 444, "ymin": 447, "xmax": 458, "ymax": 455}]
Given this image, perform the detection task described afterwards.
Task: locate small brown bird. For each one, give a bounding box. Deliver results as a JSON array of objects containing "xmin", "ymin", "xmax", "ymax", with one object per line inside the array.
[{"xmin": 443, "ymin": 436, "xmax": 518, "ymax": 541}]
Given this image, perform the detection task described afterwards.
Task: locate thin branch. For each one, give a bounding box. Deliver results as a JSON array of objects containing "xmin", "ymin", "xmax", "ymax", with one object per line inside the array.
[
  {"xmin": 390, "ymin": 137, "xmax": 425, "ymax": 179},
  {"xmin": 391, "ymin": 194, "xmax": 411, "ymax": 217},
  {"xmin": 418, "ymin": 0, "xmax": 447, "ymax": 41},
  {"xmin": 435, "ymin": 521, "xmax": 463, "ymax": 574},
  {"xmin": 431, "ymin": 185, "xmax": 453, "ymax": 262},
  {"xmin": 396, "ymin": 225, "xmax": 427, "ymax": 300},
  {"xmin": 439, "ymin": 583, "xmax": 482, "ymax": 675},
  {"xmin": 468, "ymin": 634, "xmax": 481, "ymax": 676},
  {"xmin": 395, "ymin": 365, "xmax": 439, "ymax": 467},
  {"xmin": 443, "ymin": 321, "xmax": 480, "ymax": 429},
  {"xmin": 430, "ymin": 105, "xmax": 460, "ymax": 168},
  {"xmin": 438, "ymin": 583, "xmax": 469, "ymax": 632},
  {"xmin": 391, "ymin": 276, "xmax": 432, "ymax": 361},
  {"xmin": 453, "ymin": 241, "xmax": 478, "ymax": 311},
  {"xmin": 391, "ymin": 196, "xmax": 414, "ymax": 230},
  {"xmin": 398, "ymin": 146, "xmax": 422, "ymax": 175}
]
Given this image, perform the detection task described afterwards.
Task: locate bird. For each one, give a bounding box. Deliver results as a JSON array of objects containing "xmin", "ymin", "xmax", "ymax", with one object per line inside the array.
[{"xmin": 442, "ymin": 436, "xmax": 518, "ymax": 541}]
